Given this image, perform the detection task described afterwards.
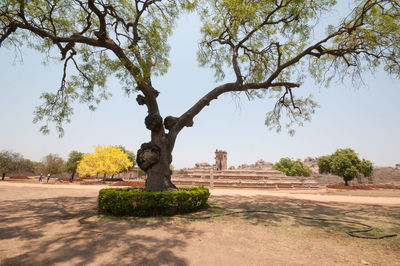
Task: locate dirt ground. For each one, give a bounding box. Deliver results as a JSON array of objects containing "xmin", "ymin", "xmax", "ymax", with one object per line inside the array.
[{"xmin": 0, "ymin": 182, "xmax": 399, "ymax": 266}]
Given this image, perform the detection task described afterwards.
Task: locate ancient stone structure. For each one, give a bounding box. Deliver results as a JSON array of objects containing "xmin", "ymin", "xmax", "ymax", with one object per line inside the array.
[
  {"xmin": 215, "ymin": 150, "xmax": 227, "ymax": 171},
  {"xmin": 238, "ymin": 159, "xmax": 273, "ymax": 169},
  {"xmin": 171, "ymin": 150, "xmax": 319, "ymax": 189},
  {"xmin": 396, "ymin": 164, "xmax": 400, "ymax": 170},
  {"xmin": 195, "ymin": 162, "xmax": 212, "ymax": 169},
  {"xmin": 303, "ymin": 157, "xmax": 319, "ymax": 173}
]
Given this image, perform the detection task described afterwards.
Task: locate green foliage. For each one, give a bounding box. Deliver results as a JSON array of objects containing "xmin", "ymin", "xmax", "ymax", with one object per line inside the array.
[
  {"xmin": 317, "ymin": 148, "xmax": 373, "ymax": 185},
  {"xmin": 64, "ymin": 151, "xmax": 83, "ymax": 174},
  {"xmin": 273, "ymin": 157, "xmax": 312, "ymax": 177},
  {"xmin": 1, "ymin": 1, "xmax": 399, "ymax": 137},
  {"xmin": 317, "ymin": 155, "xmax": 331, "ymax": 174},
  {"xmin": 1, "ymin": 0, "xmax": 197, "ymax": 136},
  {"xmin": 98, "ymin": 186, "xmax": 210, "ymax": 217},
  {"xmin": 359, "ymin": 159, "xmax": 373, "ymax": 178}
]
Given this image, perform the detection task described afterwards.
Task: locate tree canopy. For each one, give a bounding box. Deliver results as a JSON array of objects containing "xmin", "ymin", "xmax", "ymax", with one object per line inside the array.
[
  {"xmin": 76, "ymin": 145, "xmax": 133, "ymax": 178},
  {"xmin": 318, "ymin": 148, "xmax": 373, "ymax": 185},
  {"xmin": 64, "ymin": 150, "xmax": 84, "ymax": 181},
  {"xmin": 273, "ymin": 157, "xmax": 312, "ymax": 177},
  {"xmin": 38, "ymin": 153, "xmax": 65, "ymax": 175},
  {"xmin": 1, "ymin": 0, "xmax": 399, "ymax": 191}
]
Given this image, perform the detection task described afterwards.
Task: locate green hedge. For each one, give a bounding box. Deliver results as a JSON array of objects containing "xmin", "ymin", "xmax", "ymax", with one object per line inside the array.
[{"xmin": 98, "ymin": 186, "xmax": 210, "ymax": 217}]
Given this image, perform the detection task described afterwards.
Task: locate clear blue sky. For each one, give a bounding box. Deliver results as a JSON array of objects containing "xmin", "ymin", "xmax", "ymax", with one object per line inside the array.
[{"xmin": 0, "ymin": 9, "xmax": 399, "ymax": 169}]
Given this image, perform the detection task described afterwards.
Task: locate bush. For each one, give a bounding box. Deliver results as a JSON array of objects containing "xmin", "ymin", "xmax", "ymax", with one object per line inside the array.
[
  {"xmin": 273, "ymin": 158, "xmax": 312, "ymax": 177},
  {"xmin": 98, "ymin": 186, "xmax": 210, "ymax": 217}
]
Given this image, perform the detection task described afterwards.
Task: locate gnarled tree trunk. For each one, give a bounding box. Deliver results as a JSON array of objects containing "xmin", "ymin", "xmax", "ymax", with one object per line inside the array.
[{"xmin": 136, "ymin": 111, "xmax": 178, "ymax": 192}]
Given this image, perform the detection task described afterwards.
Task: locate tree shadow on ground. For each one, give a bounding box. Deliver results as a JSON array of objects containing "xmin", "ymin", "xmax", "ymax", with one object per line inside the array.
[
  {"xmin": 0, "ymin": 196, "xmax": 198, "ymax": 266},
  {"xmin": 205, "ymin": 195, "xmax": 400, "ymax": 236}
]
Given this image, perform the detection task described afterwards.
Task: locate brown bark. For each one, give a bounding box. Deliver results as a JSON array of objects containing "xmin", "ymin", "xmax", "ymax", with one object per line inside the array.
[
  {"xmin": 137, "ymin": 138, "xmax": 176, "ymax": 191},
  {"xmin": 136, "ymin": 110, "xmax": 177, "ymax": 191}
]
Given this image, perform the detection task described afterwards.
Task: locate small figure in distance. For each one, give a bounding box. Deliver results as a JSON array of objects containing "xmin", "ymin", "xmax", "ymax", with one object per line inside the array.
[
  {"xmin": 47, "ymin": 173, "xmax": 50, "ymax": 183},
  {"xmin": 39, "ymin": 173, "xmax": 43, "ymax": 183}
]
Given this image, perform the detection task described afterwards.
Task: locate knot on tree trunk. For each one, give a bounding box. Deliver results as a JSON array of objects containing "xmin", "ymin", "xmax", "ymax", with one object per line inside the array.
[
  {"xmin": 136, "ymin": 95, "xmax": 146, "ymax": 105},
  {"xmin": 145, "ymin": 114, "xmax": 162, "ymax": 131},
  {"xmin": 164, "ymin": 116, "xmax": 178, "ymax": 130},
  {"xmin": 136, "ymin": 142, "xmax": 160, "ymax": 171},
  {"xmin": 152, "ymin": 89, "xmax": 160, "ymax": 98},
  {"xmin": 184, "ymin": 119, "xmax": 194, "ymax": 127}
]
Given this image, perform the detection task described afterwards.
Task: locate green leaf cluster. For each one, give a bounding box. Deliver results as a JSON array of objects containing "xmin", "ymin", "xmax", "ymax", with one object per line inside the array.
[
  {"xmin": 318, "ymin": 148, "xmax": 373, "ymax": 185},
  {"xmin": 310, "ymin": 1, "xmax": 400, "ymax": 87},
  {"xmin": 273, "ymin": 157, "xmax": 312, "ymax": 177},
  {"xmin": 98, "ymin": 186, "xmax": 210, "ymax": 217},
  {"xmin": 64, "ymin": 151, "xmax": 83, "ymax": 174}
]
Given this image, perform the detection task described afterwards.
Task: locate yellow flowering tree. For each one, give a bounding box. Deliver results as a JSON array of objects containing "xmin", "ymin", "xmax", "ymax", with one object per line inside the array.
[{"xmin": 77, "ymin": 145, "xmax": 133, "ymax": 179}]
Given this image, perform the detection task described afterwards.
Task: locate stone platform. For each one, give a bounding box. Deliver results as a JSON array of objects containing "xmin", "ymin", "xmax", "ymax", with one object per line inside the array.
[{"xmin": 172, "ymin": 168, "xmax": 320, "ymax": 189}]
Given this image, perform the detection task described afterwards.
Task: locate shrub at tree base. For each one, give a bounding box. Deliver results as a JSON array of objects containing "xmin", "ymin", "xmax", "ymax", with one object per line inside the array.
[{"xmin": 98, "ymin": 186, "xmax": 210, "ymax": 217}]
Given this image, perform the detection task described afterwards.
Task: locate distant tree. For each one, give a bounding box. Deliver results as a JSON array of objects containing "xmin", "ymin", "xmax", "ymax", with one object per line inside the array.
[
  {"xmin": 317, "ymin": 155, "xmax": 332, "ymax": 175},
  {"xmin": 64, "ymin": 151, "xmax": 84, "ymax": 182},
  {"xmin": 359, "ymin": 158, "xmax": 373, "ymax": 184},
  {"xmin": 38, "ymin": 154, "xmax": 65, "ymax": 176},
  {"xmin": 77, "ymin": 145, "xmax": 133, "ymax": 179},
  {"xmin": 0, "ymin": 151, "xmax": 16, "ymax": 180},
  {"xmin": 1, "ymin": 1, "xmax": 399, "ymax": 191},
  {"xmin": 0, "ymin": 150, "xmax": 37, "ymax": 180},
  {"xmin": 273, "ymin": 157, "xmax": 312, "ymax": 177},
  {"xmin": 317, "ymin": 148, "xmax": 372, "ymax": 186}
]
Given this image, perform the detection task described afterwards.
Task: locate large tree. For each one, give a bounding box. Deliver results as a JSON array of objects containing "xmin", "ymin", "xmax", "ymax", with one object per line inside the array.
[
  {"xmin": 1, "ymin": 1, "xmax": 399, "ymax": 191},
  {"xmin": 318, "ymin": 148, "xmax": 373, "ymax": 186}
]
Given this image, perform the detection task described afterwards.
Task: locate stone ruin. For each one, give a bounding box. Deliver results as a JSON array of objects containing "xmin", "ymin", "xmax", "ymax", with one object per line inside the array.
[
  {"xmin": 172, "ymin": 150, "xmax": 319, "ymax": 189},
  {"xmin": 303, "ymin": 157, "xmax": 319, "ymax": 173},
  {"xmin": 215, "ymin": 149, "xmax": 227, "ymax": 171},
  {"xmin": 237, "ymin": 159, "xmax": 273, "ymax": 170},
  {"xmin": 195, "ymin": 162, "xmax": 212, "ymax": 169}
]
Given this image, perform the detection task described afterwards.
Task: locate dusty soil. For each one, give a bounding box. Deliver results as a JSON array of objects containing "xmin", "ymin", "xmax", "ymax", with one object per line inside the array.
[
  {"xmin": 0, "ymin": 181, "xmax": 399, "ymax": 266},
  {"xmin": 326, "ymin": 184, "xmax": 400, "ymax": 190}
]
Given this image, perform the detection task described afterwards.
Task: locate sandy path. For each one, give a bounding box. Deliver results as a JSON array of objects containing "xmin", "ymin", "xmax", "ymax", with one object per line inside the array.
[{"xmin": 2, "ymin": 182, "xmax": 400, "ymax": 206}]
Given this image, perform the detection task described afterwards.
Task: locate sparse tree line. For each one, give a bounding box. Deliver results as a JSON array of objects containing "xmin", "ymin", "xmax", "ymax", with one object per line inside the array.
[
  {"xmin": 2, "ymin": 146, "xmax": 373, "ymax": 186},
  {"xmin": 0, "ymin": 145, "xmax": 137, "ymax": 182},
  {"xmin": 273, "ymin": 148, "xmax": 373, "ymax": 186}
]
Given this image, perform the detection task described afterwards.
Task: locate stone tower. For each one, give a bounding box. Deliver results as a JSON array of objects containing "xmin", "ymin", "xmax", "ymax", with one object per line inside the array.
[{"xmin": 215, "ymin": 150, "xmax": 227, "ymax": 171}]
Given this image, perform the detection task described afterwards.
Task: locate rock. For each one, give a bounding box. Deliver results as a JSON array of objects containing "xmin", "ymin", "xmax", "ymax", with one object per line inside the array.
[{"xmin": 361, "ymin": 259, "xmax": 370, "ymax": 265}]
